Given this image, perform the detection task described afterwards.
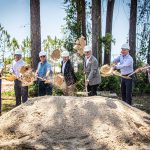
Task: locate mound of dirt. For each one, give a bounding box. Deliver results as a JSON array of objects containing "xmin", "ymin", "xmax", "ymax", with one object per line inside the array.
[{"xmin": 0, "ymin": 96, "xmax": 149, "ymax": 150}]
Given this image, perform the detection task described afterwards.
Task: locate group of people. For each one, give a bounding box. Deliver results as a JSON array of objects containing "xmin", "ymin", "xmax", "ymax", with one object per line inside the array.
[{"xmin": 0, "ymin": 43, "xmax": 150, "ymax": 115}]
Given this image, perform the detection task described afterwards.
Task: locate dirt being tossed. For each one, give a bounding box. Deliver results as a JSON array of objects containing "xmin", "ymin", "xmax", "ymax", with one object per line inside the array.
[{"xmin": 0, "ymin": 96, "xmax": 149, "ymax": 150}]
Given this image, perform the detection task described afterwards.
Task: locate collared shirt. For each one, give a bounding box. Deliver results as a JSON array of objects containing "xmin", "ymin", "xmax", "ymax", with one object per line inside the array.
[
  {"xmin": 62, "ymin": 61, "xmax": 67, "ymax": 75},
  {"xmin": 10, "ymin": 59, "xmax": 25, "ymax": 78},
  {"xmin": 85, "ymin": 56, "xmax": 92, "ymax": 67},
  {"xmin": 37, "ymin": 60, "xmax": 52, "ymax": 78},
  {"xmin": 113, "ymin": 54, "xmax": 133, "ymax": 75}
]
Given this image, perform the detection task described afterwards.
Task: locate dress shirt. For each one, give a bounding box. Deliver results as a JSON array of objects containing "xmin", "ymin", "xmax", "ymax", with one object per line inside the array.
[
  {"xmin": 37, "ymin": 60, "xmax": 52, "ymax": 78},
  {"xmin": 10, "ymin": 59, "xmax": 25, "ymax": 78},
  {"xmin": 113, "ymin": 54, "xmax": 133, "ymax": 75},
  {"xmin": 85, "ymin": 56, "xmax": 92, "ymax": 67},
  {"xmin": 62, "ymin": 61, "xmax": 67, "ymax": 75}
]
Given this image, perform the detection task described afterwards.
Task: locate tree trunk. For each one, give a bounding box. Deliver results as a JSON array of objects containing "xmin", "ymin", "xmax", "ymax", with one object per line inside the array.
[
  {"xmin": 76, "ymin": 0, "xmax": 82, "ymax": 38},
  {"xmin": 92, "ymin": 0, "xmax": 102, "ymax": 66},
  {"xmin": 30, "ymin": 0, "xmax": 41, "ymax": 71},
  {"xmin": 104, "ymin": 0, "xmax": 115, "ymax": 64},
  {"xmin": 129, "ymin": 0, "xmax": 137, "ymax": 68},
  {"xmin": 81, "ymin": 0, "xmax": 86, "ymax": 41},
  {"xmin": 147, "ymin": 35, "xmax": 150, "ymax": 65}
]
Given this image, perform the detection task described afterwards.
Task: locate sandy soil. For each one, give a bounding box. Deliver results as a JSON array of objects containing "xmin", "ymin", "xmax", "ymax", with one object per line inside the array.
[{"xmin": 0, "ymin": 96, "xmax": 149, "ymax": 150}]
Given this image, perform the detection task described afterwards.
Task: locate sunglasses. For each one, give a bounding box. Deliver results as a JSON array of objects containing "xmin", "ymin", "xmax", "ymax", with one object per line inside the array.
[
  {"xmin": 40, "ymin": 55, "xmax": 46, "ymax": 58},
  {"xmin": 85, "ymin": 51, "xmax": 90, "ymax": 54}
]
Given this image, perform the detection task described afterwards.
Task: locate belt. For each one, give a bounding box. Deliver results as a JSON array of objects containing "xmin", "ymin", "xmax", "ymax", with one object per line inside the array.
[{"xmin": 122, "ymin": 73, "xmax": 133, "ymax": 76}]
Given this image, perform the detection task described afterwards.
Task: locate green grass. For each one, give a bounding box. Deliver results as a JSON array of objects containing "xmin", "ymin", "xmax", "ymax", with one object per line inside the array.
[{"xmin": 2, "ymin": 100, "xmax": 15, "ymax": 113}]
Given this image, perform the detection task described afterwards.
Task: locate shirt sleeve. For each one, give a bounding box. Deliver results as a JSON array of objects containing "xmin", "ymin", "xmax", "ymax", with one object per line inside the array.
[
  {"xmin": 9, "ymin": 61, "xmax": 14, "ymax": 74},
  {"xmin": 116, "ymin": 58, "xmax": 133, "ymax": 69},
  {"xmin": 113, "ymin": 56, "xmax": 120, "ymax": 64}
]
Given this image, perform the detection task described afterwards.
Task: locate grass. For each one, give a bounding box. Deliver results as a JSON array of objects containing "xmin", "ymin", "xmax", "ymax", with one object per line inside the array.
[
  {"xmin": 132, "ymin": 95, "xmax": 150, "ymax": 114},
  {"xmin": 2, "ymin": 99, "xmax": 15, "ymax": 113},
  {"xmin": 0, "ymin": 94, "xmax": 150, "ymax": 115}
]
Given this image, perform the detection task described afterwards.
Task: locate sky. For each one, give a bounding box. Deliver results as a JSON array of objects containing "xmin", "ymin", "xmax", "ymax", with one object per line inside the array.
[{"xmin": 0, "ymin": 0, "xmax": 131, "ymax": 60}]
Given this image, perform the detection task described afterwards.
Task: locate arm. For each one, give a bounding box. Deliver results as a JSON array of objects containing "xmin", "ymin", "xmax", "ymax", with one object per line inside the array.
[
  {"xmin": 113, "ymin": 56, "xmax": 120, "ymax": 64},
  {"xmin": 9, "ymin": 61, "xmax": 14, "ymax": 74},
  {"xmin": 116, "ymin": 58, "xmax": 133, "ymax": 69}
]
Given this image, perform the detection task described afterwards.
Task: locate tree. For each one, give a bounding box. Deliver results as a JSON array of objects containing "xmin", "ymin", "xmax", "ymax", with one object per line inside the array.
[
  {"xmin": 10, "ymin": 38, "xmax": 19, "ymax": 57},
  {"xmin": 42, "ymin": 35, "xmax": 63, "ymax": 59},
  {"xmin": 63, "ymin": 0, "xmax": 86, "ymax": 51},
  {"xmin": 148, "ymin": 36, "xmax": 150, "ymax": 65},
  {"xmin": 136, "ymin": 0, "xmax": 150, "ymax": 64},
  {"xmin": 92, "ymin": 0, "xmax": 102, "ymax": 66},
  {"xmin": 0, "ymin": 30, "xmax": 10, "ymax": 62},
  {"xmin": 30, "ymin": 0, "xmax": 41, "ymax": 71},
  {"xmin": 129, "ymin": 0, "xmax": 137, "ymax": 68},
  {"xmin": 104, "ymin": 0, "xmax": 115, "ymax": 64},
  {"xmin": 21, "ymin": 36, "xmax": 31, "ymax": 59},
  {"xmin": 81, "ymin": 0, "xmax": 86, "ymax": 40}
]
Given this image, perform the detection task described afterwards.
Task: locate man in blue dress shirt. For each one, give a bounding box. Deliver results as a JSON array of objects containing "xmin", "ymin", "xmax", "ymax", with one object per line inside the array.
[
  {"xmin": 36, "ymin": 51, "xmax": 53, "ymax": 96},
  {"xmin": 113, "ymin": 43, "xmax": 133, "ymax": 105}
]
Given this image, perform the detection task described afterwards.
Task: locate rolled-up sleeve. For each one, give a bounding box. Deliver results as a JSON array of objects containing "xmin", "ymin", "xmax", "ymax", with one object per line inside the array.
[
  {"xmin": 116, "ymin": 58, "xmax": 133, "ymax": 69},
  {"xmin": 113, "ymin": 56, "xmax": 120, "ymax": 64}
]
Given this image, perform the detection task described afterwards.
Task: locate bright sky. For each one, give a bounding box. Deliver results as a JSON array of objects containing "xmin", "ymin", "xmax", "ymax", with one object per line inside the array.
[{"xmin": 0, "ymin": 0, "xmax": 130, "ymax": 60}]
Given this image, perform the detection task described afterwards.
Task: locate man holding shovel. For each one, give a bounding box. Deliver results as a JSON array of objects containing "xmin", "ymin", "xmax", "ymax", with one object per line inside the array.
[
  {"xmin": 36, "ymin": 51, "xmax": 53, "ymax": 96},
  {"xmin": 10, "ymin": 50, "xmax": 28, "ymax": 106},
  {"xmin": 113, "ymin": 43, "xmax": 133, "ymax": 105},
  {"xmin": 84, "ymin": 45, "xmax": 101, "ymax": 96},
  {"xmin": 60, "ymin": 50, "xmax": 76, "ymax": 96}
]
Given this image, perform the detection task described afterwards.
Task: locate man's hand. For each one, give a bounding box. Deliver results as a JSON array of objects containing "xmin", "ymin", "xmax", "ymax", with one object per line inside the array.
[{"xmin": 112, "ymin": 65, "xmax": 117, "ymax": 70}]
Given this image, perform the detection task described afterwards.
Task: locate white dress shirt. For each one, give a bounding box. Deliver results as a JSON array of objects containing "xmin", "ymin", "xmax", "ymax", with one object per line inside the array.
[
  {"xmin": 10, "ymin": 59, "xmax": 26, "ymax": 78},
  {"xmin": 62, "ymin": 61, "xmax": 67, "ymax": 75},
  {"xmin": 86, "ymin": 56, "xmax": 92, "ymax": 67}
]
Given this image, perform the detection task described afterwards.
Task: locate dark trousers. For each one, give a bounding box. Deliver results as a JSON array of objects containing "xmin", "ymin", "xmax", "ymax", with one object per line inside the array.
[
  {"xmin": 14, "ymin": 80, "xmax": 28, "ymax": 106},
  {"xmin": 38, "ymin": 81, "xmax": 53, "ymax": 96},
  {"xmin": 121, "ymin": 77, "xmax": 133, "ymax": 105},
  {"xmin": 87, "ymin": 84, "xmax": 98, "ymax": 96}
]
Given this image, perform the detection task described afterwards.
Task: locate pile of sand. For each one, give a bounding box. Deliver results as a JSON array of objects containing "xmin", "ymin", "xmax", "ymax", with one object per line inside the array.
[{"xmin": 0, "ymin": 96, "xmax": 149, "ymax": 150}]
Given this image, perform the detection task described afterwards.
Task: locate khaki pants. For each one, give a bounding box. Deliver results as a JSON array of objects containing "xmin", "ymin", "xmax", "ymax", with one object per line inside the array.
[{"xmin": 63, "ymin": 84, "xmax": 75, "ymax": 96}]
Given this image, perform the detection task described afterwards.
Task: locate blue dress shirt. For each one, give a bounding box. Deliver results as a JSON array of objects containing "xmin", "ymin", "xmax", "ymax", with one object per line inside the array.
[
  {"xmin": 37, "ymin": 60, "xmax": 52, "ymax": 78},
  {"xmin": 113, "ymin": 54, "xmax": 133, "ymax": 75}
]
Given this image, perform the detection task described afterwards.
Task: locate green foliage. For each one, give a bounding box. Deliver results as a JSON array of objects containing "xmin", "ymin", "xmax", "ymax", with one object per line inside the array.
[
  {"xmin": 28, "ymin": 81, "xmax": 38, "ymax": 97},
  {"xmin": 52, "ymin": 87, "xmax": 63, "ymax": 96},
  {"xmin": 98, "ymin": 76, "xmax": 120, "ymax": 95},
  {"xmin": 75, "ymin": 63, "xmax": 85, "ymax": 92},
  {"xmin": 137, "ymin": 0, "xmax": 150, "ymax": 63},
  {"xmin": 133, "ymin": 73, "xmax": 150, "ymax": 95},
  {"xmin": 2, "ymin": 90, "xmax": 15, "ymax": 97},
  {"xmin": 99, "ymin": 33, "xmax": 116, "ymax": 54},
  {"xmin": 2, "ymin": 100, "xmax": 15, "ymax": 113}
]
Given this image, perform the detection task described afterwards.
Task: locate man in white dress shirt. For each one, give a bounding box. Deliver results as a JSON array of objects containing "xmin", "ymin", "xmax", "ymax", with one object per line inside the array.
[{"xmin": 10, "ymin": 50, "xmax": 28, "ymax": 106}]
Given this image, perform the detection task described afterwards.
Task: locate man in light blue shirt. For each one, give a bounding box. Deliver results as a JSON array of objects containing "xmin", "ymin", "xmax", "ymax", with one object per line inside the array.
[
  {"xmin": 113, "ymin": 43, "xmax": 133, "ymax": 105},
  {"xmin": 36, "ymin": 51, "xmax": 53, "ymax": 96}
]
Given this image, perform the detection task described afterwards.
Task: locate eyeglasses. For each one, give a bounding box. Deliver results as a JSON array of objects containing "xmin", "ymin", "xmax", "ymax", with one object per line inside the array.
[
  {"xmin": 85, "ymin": 51, "xmax": 90, "ymax": 54},
  {"xmin": 40, "ymin": 56, "xmax": 46, "ymax": 58}
]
